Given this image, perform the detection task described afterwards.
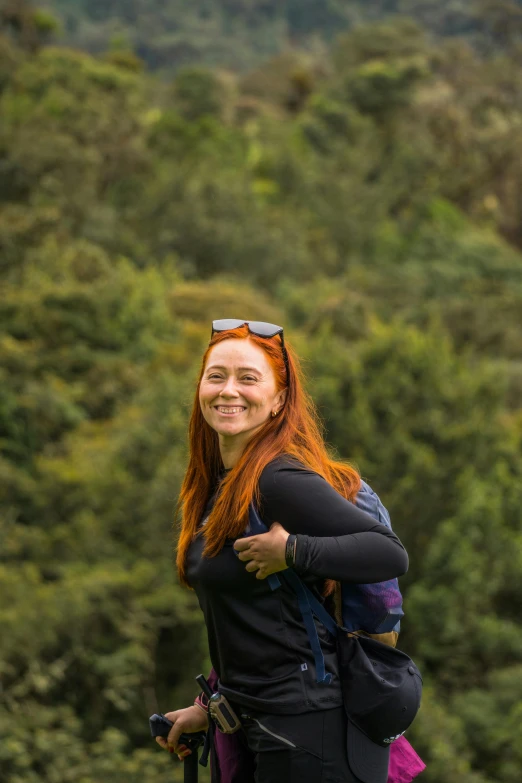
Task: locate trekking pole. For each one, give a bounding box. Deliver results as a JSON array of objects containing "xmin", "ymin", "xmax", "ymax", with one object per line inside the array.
[
  {"xmin": 150, "ymin": 714, "xmax": 206, "ymax": 783},
  {"xmin": 178, "ymin": 731, "xmax": 206, "ymax": 783}
]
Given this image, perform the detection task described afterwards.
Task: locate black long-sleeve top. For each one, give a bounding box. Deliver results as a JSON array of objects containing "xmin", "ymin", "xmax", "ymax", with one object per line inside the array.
[{"xmin": 185, "ymin": 456, "xmax": 408, "ymax": 715}]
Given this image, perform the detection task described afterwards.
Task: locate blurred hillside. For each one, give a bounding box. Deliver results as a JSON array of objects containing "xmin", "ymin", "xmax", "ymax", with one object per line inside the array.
[
  {"xmin": 1, "ymin": 2, "xmax": 522, "ymax": 783},
  {"xmin": 32, "ymin": 0, "xmax": 522, "ymax": 73}
]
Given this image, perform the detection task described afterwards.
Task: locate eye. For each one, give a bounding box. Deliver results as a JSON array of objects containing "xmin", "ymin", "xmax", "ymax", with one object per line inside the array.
[
  {"xmin": 242, "ymin": 375, "xmax": 257, "ymax": 382},
  {"xmin": 207, "ymin": 373, "xmax": 223, "ymax": 380}
]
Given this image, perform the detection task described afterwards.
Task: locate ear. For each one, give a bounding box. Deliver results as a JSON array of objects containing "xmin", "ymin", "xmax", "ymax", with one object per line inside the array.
[{"xmin": 276, "ymin": 388, "xmax": 288, "ymax": 409}]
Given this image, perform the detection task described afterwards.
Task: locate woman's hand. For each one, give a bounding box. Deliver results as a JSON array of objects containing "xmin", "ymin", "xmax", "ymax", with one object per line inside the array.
[
  {"xmin": 234, "ymin": 522, "xmax": 289, "ymax": 579},
  {"xmin": 155, "ymin": 705, "xmax": 209, "ymax": 760}
]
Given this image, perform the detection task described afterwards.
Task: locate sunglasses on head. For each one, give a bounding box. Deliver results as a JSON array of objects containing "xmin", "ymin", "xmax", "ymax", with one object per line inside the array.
[{"xmin": 210, "ymin": 319, "xmax": 290, "ymax": 384}]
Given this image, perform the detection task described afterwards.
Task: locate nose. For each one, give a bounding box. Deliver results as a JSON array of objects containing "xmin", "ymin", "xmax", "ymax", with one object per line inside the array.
[{"xmin": 220, "ymin": 376, "xmax": 240, "ymax": 398}]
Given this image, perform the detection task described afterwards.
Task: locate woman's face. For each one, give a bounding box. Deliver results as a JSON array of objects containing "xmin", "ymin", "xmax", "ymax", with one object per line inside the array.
[{"xmin": 199, "ymin": 338, "xmax": 286, "ymax": 446}]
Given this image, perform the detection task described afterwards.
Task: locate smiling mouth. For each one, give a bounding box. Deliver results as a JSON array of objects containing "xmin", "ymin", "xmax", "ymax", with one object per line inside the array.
[{"xmin": 214, "ymin": 406, "xmax": 246, "ymax": 415}]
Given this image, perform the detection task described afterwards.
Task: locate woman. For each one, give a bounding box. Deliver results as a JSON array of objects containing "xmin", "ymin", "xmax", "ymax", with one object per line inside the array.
[{"xmin": 157, "ymin": 320, "xmax": 409, "ymax": 782}]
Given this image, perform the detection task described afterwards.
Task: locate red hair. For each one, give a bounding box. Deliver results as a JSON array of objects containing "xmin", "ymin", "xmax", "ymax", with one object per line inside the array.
[{"xmin": 176, "ymin": 325, "xmax": 361, "ymax": 587}]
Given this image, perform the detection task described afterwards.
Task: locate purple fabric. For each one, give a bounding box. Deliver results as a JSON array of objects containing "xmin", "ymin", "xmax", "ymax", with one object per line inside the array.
[
  {"xmin": 387, "ymin": 736, "xmax": 426, "ymax": 783},
  {"xmin": 206, "ymin": 669, "xmax": 425, "ymax": 783},
  {"xmin": 213, "ymin": 724, "xmax": 255, "ymax": 782}
]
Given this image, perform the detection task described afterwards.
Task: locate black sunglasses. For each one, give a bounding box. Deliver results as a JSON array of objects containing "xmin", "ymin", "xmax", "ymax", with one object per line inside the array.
[{"xmin": 210, "ymin": 319, "xmax": 290, "ymax": 384}]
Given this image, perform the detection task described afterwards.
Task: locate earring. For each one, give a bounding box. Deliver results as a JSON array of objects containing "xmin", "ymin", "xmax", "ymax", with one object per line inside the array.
[{"xmin": 271, "ymin": 410, "xmax": 278, "ymax": 417}]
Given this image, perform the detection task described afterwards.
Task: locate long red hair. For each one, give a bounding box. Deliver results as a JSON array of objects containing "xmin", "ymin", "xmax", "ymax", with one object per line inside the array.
[{"xmin": 176, "ymin": 325, "xmax": 361, "ymax": 587}]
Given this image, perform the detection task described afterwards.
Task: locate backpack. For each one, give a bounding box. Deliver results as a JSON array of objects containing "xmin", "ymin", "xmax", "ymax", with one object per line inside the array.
[
  {"xmin": 334, "ymin": 480, "xmax": 403, "ymax": 646},
  {"xmin": 245, "ymin": 479, "xmax": 404, "ymax": 683}
]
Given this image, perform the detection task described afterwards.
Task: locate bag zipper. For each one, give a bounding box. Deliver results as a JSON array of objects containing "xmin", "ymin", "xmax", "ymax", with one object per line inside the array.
[{"xmin": 241, "ymin": 715, "xmax": 297, "ymax": 748}]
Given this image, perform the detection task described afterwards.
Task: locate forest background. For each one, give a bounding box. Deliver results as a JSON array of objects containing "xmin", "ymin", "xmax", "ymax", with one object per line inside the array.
[{"xmin": 2, "ymin": 1, "xmax": 522, "ymax": 782}]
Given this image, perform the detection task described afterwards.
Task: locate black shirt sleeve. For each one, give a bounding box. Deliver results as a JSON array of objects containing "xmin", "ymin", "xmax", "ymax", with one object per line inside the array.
[{"xmin": 258, "ymin": 458, "xmax": 408, "ymax": 584}]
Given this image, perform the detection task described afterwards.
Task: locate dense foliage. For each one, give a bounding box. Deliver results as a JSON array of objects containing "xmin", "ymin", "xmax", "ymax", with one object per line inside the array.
[
  {"xmin": 1, "ymin": 3, "xmax": 522, "ymax": 782},
  {"xmin": 37, "ymin": 0, "xmax": 522, "ymax": 73}
]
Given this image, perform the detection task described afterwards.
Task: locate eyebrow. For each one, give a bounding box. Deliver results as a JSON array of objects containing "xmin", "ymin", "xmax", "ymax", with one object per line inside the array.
[{"xmin": 206, "ymin": 365, "xmax": 262, "ymax": 374}]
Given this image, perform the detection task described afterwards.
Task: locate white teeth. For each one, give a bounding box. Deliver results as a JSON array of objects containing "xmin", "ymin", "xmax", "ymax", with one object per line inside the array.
[{"xmin": 216, "ymin": 407, "xmax": 245, "ymax": 414}]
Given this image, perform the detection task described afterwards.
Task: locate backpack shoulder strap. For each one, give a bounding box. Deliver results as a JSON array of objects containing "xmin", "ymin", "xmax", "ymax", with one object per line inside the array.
[
  {"xmin": 248, "ymin": 502, "xmax": 339, "ymax": 683},
  {"xmin": 245, "ymin": 505, "xmax": 281, "ymax": 592},
  {"xmin": 283, "ymin": 569, "xmax": 338, "ymax": 684}
]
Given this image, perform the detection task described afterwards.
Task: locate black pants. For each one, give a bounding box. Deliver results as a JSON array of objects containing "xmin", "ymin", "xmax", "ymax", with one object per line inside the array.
[{"xmin": 232, "ymin": 704, "xmax": 362, "ymax": 783}]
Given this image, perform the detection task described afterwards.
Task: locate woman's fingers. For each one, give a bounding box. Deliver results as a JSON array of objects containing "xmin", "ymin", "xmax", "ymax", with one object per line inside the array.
[
  {"xmin": 236, "ymin": 542, "xmax": 258, "ymax": 562},
  {"xmin": 156, "ymin": 736, "xmax": 177, "ymax": 755},
  {"xmin": 155, "ymin": 706, "xmax": 208, "ymax": 758},
  {"xmin": 234, "ymin": 535, "xmax": 257, "ymax": 553},
  {"xmin": 245, "ymin": 560, "xmax": 271, "ymax": 579},
  {"xmin": 156, "ymin": 734, "xmax": 192, "ymax": 759},
  {"xmin": 167, "ymin": 723, "xmax": 184, "ymax": 750},
  {"xmin": 235, "ymin": 525, "xmax": 289, "ymax": 578},
  {"xmin": 166, "ymin": 724, "xmax": 195, "ymax": 754}
]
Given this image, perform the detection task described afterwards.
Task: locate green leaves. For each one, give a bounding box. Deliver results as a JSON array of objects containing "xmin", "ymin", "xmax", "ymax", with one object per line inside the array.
[{"xmin": 2, "ymin": 9, "xmax": 522, "ymax": 782}]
